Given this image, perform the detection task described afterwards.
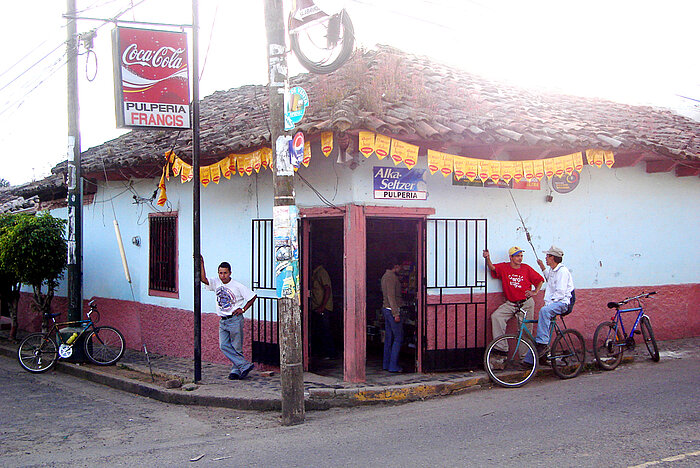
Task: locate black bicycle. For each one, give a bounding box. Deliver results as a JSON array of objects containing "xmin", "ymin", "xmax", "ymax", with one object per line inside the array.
[
  {"xmin": 18, "ymin": 300, "xmax": 125, "ymax": 373},
  {"xmin": 593, "ymin": 291, "xmax": 659, "ymax": 370}
]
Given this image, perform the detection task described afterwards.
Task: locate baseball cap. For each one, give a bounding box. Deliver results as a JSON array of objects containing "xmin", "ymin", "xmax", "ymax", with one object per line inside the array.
[
  {"xmin": 509, "ymin": 246, "xmax": 524, "ymax": 256},
  {"xmin": 543, "ymin": 245, "xmax": 564, "ymax": 257}
]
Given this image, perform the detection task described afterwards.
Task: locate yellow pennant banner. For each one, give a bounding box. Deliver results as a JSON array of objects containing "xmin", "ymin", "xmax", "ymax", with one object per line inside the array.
[
  {"xmin": 321, "ymin": 132, "xmax": 333, "ymax": 157},
  {"xmin": 303, "ymin": 141, "xmax": 311, "ymax": 167},
  {"xmin": 359, "ymin": 131, "xmax": 375, "ymax": 158},
  {"xmin": 427, "ymin": 150, "xmax": 441, "ymax": 175},
  {"xmin": 159, "ymin": 133, "xmax": 613, "ymax": 191},
  {"xmin": 403, "ymin": 142, "xmax": 419, "ymax": 169},
  {"xmin": 390, "ymin": 139, "xmax": 407, "ymax": 166},
  {"xmin": 440, "ymin": 152, "xmax": 454, "ymax": 177},
  {"xmin": 200, "ymin": 166, "xmax": 211, "ymax": 187},
  {"xmin": 211, "ymin": 162, "xmax": 221, "ymax": 184},
  {"xmin": 375, "ymin": 134, "xmax": 391, "ymax": 160},
  {"xmin": 453, "ymin": 155, "xmax": 467, "ymax": 180}
]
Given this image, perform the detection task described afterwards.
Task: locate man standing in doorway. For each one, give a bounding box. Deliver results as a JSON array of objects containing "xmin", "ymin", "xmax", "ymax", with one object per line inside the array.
[
  {"xmin": 381, "ymin": 259, "xmax": 405, "ymax": 373},
  {"xmin": 483, "ymin": 247, "xmax": 544, "ymax": 355},
  {"xmin": 535, "ymin": 246, "xmax": 574, "ymax": 357},
  {"xmin": 201, "ymin": 257, "xmax": 257, "ymax": 380},
  {"xmin": 310, "ymin": 250, "xmax": 336, "ymax": 359}
]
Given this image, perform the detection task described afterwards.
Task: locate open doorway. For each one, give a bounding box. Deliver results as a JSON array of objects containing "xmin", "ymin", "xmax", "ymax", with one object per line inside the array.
[
  {"xmin": 306, "ymin": 218, "xmax": 344, "ymax": 375},
  {"xmin": 366, "ymin": 218, "xmax": 419, "ymax": 374}
]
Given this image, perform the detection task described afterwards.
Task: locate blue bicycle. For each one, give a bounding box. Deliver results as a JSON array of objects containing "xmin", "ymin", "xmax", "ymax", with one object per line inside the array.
[{"xmin": 593, "ymin": 291, "xmax": 659, "ymax": 370}]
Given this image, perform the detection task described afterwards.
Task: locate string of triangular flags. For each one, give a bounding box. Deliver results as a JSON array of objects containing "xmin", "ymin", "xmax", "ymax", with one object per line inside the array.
[{"xmin": 156, "ymin": 131, "xmax": 614, "ymax": 206}]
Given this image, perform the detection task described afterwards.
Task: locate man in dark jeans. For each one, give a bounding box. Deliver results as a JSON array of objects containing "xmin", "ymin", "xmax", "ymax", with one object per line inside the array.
[{"xmin": 381, "ymin": 258, "xmax": 404, "ymax": 373}]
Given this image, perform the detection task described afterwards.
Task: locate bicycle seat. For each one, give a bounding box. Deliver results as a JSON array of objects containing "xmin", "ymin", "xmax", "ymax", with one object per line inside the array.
[
  {"xmin": 43, "ymin": 312, "xmax": 61, "ymax": 318},
  {"xmin": 607, "ymin": 301, "xmax": 620, "ymax": 309},
  {"xmin": 560, "ymin": 290, "xmax": 576, "ymax": 316},
  {"xmin": 513, "ymin": 299, "xmax": 526, "ymax": 307}
]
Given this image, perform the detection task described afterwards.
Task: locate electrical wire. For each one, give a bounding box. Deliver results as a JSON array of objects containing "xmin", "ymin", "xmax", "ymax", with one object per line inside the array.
[{"xmin": 296, "ymin": 172, "xmax": 343, "ymax": 211}]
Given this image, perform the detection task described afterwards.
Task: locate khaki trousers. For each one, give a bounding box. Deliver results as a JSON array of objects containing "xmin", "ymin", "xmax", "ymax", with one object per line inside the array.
[{"xmin": 491, "ymin": 297, "xmax": 535, "ymax": 353}]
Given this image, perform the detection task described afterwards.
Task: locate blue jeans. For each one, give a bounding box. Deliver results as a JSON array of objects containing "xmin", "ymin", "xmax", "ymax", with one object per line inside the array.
[
  {"xmin": 219, "ymin": 315, "xmax": 252, "ymax": 376},
  {"xmin": 383, "ymin": 308, "xmax": 403, "ymax": 372},
  {"xmin": 536, "ymin": 302, "xmax": 568, "ymax": 345}
]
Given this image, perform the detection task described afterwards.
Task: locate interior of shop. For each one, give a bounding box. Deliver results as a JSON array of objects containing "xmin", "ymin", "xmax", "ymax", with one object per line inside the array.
[
  {"xmin": 306, "ymin": 218, "xmax": 344, "ymax": 374},
  {"xmin": 366, "ymin": 218, "xmax": 419, "ymax": 374},
  {"xmin": 306, "ymin": 217, "xmax": 419, "ymax": 377}
]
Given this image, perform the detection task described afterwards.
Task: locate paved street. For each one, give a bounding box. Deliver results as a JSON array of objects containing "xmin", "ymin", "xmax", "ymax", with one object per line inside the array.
[{"xmin": 1, "ymin": 348, "xmax": 698, "ymax": 467}]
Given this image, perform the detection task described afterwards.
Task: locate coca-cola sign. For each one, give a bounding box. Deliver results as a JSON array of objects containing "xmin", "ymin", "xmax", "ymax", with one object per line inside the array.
[{"xmin": 112, "ymin": 27, "xmax": 190, "ymax": 129}]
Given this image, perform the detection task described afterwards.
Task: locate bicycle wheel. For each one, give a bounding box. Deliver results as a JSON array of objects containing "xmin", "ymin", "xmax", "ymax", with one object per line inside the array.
[
  {"xmin": 550, "ymin": 329, "xmax": 586, "ymax": 379},
  {"xmin": 290, "ymin": 10, "xmax": 355, "ymax": 74},
  {"xmin": 640, "ymin": 316, "xmax": 660, "ymax": 362},
  {"xmin": 84, "ymin": 326, "xmax": 125, "ymax": 365},
  {"xmin": 593, "ymin": 321, "xmax": 624, "ymax": 370},
  {"xmin": 483, "ymin": 334, "xmax": 538, "ymax": 388},
  {"xmin": 18, "ymin": 333, "xmax": 58, "ymax": 373}
]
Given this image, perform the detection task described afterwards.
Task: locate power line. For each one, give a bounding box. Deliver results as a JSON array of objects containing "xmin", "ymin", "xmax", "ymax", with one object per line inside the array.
[{"xmin": 0, "ymin": 41, "xmax": 66, "ymax": 94}]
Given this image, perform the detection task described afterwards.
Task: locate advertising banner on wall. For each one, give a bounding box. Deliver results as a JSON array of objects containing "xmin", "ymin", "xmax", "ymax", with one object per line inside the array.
[
  {"xmin": 112, "ymin": 27, "xmax": 190, "ymax": 129},
  {"xmin": 373, "ymin": 166, "xmax": 428, "ymax": 200}
]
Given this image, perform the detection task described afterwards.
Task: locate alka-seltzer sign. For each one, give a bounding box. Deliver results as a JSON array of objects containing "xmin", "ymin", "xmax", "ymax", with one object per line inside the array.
[
  {"xmin": 112, "ymin": 27, "xmax": 190, "ymax": 129},
  {"xmin": 373, "ymin": 166, "xmax": 428, "ymax": 200}
]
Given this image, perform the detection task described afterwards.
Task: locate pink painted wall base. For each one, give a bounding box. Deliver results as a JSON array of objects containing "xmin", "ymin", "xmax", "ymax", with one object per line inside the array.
[{"xmin": 14, "ymin": 282, "xmax": 699, "ymax": 371}]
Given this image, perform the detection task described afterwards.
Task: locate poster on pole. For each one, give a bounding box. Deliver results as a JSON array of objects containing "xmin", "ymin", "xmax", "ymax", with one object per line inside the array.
[
  {"xmin": 274, "ymin": 205, "xmax": 299, "ymax": 301},
  {"xmin": 112, "ymin": 27, "xmax": 190, "ymax": 129}
]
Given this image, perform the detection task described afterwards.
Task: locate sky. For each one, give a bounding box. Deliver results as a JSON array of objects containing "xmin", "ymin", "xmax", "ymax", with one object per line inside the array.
[{"xmin": 1, "ymin": 0, "xmax": 698, "ymax": 185}]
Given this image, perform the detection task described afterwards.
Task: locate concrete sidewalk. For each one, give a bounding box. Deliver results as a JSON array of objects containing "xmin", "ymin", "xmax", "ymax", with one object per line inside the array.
[{"xmin": 2, "ymin": 331, "xmax": 697, "ymax": 411}]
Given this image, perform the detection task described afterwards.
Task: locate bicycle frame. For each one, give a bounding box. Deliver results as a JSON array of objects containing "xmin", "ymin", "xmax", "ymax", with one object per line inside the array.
[
  {"xmin": 611, "ymin": 305, "xmax": 645, "ymax": 341},
  {"xmin": 50, "ymin": 318, "xmax": 93, "ymax": 346}
]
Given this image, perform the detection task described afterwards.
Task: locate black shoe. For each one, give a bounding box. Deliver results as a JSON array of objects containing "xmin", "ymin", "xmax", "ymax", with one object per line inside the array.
[
  {"xmin": 387, "ymin": 367, "xmax": 403, "ymax": 373},
  {"xmin": 536, "ymin": 343, "xmax": 550, "ymax": 358},
  {"xmin": 228, "ymin": 373, "xmax": 241, "ymax": 380},
  {"xmin": 240, "ymin": 364, "xmax": 254, "ymax": 379},
  {"xmin": 504, "ymin": 360, "xmax": 531, "ymax": 371}
]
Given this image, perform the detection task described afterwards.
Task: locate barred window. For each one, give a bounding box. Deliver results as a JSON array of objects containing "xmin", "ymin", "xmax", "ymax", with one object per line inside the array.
[{"xmin": 149, "ymin": 213, "xmax": 178, "ymax": 297}]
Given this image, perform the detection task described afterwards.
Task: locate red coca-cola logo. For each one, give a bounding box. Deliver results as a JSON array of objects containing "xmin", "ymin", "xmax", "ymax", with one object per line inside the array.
[{"xmin": 122, "ymin": 44, "xmax": 185, "ymax": 69}]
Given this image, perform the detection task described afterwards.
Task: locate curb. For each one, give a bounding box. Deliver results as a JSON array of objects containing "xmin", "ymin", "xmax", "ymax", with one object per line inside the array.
[{"xmin": 1, "ymin": 339, "xmax": 642, "ymax": 411}]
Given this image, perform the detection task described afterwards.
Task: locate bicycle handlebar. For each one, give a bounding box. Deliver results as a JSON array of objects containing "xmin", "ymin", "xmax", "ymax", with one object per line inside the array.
[{"xmin": 618, "ymin": 291, "xmax": 657, "ymax": 305}]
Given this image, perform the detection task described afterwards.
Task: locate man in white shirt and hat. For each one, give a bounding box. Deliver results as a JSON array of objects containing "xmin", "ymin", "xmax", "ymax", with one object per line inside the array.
[{"xmin": 535, "ymin": 246, "xmax": 574, "ymax": 357}]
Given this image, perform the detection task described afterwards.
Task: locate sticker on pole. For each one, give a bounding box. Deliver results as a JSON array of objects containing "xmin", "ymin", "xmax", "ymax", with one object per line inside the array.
[
  {"xmin": 284, "ymin": 86, "xmax": 309, "ymax": 130},
  {"xmin": 290, "ymin": 132, "xmax": 304, "ymax": 169}
]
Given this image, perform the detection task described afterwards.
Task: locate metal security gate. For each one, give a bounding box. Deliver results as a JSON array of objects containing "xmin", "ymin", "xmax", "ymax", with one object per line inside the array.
[
  {"xmin": 422, "ymin": 218, "xmax": 488, "ymax": 372},
  {"xmin": 251, "ymin": 219, "xmax": 279, "ymax": 366}
]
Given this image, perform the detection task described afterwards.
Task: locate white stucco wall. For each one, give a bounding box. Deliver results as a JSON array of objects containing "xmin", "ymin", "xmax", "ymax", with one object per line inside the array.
[{"xmin": 56, "ymin": 147, "xmax": 698, "ymax": 312}]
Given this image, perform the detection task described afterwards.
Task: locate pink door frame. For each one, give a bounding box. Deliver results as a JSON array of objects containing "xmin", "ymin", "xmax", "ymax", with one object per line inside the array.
[{"xmin": 300, "ymin": 204, "xmax": 435, "ymax": 383}]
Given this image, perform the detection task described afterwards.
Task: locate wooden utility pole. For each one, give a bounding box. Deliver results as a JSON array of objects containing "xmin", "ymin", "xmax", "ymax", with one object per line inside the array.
[
  {"xmin": 66, "ymin": 0, "xmax": 83, "ymax": 322},
  {"xmin": 263, "ymin": 0, "xmax": 305, "ymax": 425},
  {"xmin": 191, "ymin": 0, "xmax": 202, "ymax": 383}
]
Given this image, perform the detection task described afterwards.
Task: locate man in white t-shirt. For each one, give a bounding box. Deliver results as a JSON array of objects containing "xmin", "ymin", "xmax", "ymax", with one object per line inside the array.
[{"xmin": 201, "ymin": 257, "xmax": 257, "ymax": 380}]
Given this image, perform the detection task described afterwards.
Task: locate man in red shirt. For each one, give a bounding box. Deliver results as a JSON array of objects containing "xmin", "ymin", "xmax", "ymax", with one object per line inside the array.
[{"xmin": 483, "ymin": 247, "xmax": 544, "ymax": 355}]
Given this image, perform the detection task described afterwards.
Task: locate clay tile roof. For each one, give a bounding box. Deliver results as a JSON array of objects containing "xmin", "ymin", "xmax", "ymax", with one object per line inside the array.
[{"xmin": 45, "ymin": 44, "xmax": 698, "ymax": 181}]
